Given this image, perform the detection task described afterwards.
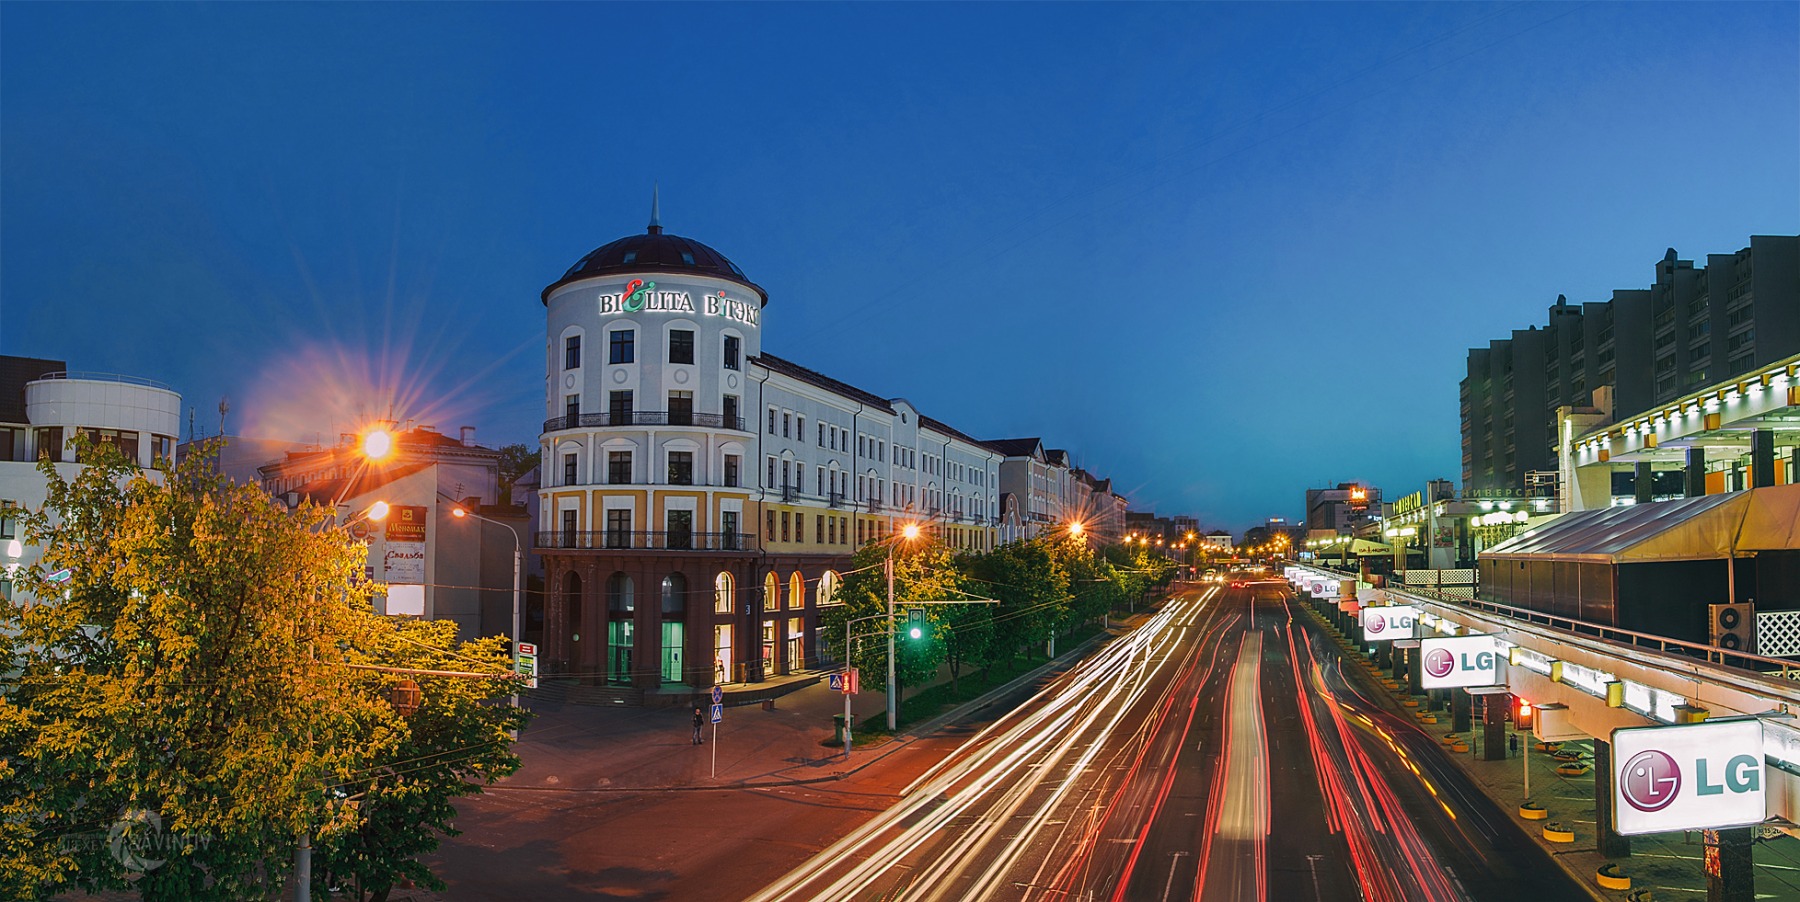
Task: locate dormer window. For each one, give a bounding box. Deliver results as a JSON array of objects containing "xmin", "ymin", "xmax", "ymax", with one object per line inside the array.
[{"xmin": 621, "ymin": 251, "xmax": 637, "ymax": 264}]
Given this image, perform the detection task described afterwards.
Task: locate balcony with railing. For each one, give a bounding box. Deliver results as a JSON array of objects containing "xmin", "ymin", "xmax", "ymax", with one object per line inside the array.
[
  {"xmin": 535, "ymin": 530, "xmax": 760, "ymax": 552},
  {"xmin": 543, "ymin": 411, "xmax": 746, "ymax": 433},
  {"xmin": 828, "ymin": 491, "xmax": 846, "ymax": 509}
]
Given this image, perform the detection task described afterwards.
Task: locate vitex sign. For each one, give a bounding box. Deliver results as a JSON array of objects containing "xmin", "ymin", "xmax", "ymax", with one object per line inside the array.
[
  {"xmin": 1360, "ymin": 605, "xmax": 1416, "ymax": 642},
  {"xmin": 1612, "ymin": 719, "xmax": 1765, "ymax": 836},
  {"xmin": 1419, "ymin": 635, "xmax": 1504, "ymax": 689}
]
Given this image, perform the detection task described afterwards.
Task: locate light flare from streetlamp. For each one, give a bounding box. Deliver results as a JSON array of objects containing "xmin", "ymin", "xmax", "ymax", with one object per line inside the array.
[
  {"xmin": 901, "ymin": 523, "xmax": 921, "ymax": 541},
  {"xmin": 361, "ymin": 428, "xmax": 395, "ymax": 462},
  {"xmin": 366, "ymin": 500, "xmax": 391, "ymax": 521}
]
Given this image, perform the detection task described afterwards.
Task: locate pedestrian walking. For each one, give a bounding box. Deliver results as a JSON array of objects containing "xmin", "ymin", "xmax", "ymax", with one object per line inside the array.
[
  {"xmin": 1508, "ymin": 733, "xmax": 1519, "ymax": 757},
  {"xmin": 692, "ymin": 706, "xmax": 704, "ymax": 745}
]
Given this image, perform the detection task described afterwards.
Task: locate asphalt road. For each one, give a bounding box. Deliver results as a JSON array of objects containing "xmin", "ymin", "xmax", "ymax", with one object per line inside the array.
[{"xmin": 751, "ymin": 581, "xmax": 1589, "ymax": 902}]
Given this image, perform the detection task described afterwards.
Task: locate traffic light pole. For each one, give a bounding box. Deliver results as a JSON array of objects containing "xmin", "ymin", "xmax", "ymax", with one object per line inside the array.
[{"xmin": 886, "ymin": 555, "xmax": 897, "ymax": 732}]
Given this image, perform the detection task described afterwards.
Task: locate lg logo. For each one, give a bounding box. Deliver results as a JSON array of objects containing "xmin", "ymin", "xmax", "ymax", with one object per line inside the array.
[
  {"xmin": 1622, "ymin": 748, "xmax": 1761, "ymax": 813},
  {"xmin": 1423, "ymin": 648, "xmax": 1455, "ymax": 679},
  {"xmin": 1621, "ymin": 750, "xmax": 1682, "ymax": 812},
  {"xmin": 1366, "ymin": 616, "xmax": 1385, "ymax": 634}
]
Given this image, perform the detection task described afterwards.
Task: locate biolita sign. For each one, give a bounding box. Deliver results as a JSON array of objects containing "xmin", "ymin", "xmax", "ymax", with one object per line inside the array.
[
  {"xmin": 1360, "ymin": 605, "xmax": 1416, "ymax": 641},
  {"xmin": 1612, "ymin": 719, "xmax": 1765, "ymax": 836},
  {"xmin": 1419, "ymin": 635, "xmax": 1504, "ymax": 689},
  {"xmin": 596, "ymin": 278, "xmax": 760, "ymax": 326}
]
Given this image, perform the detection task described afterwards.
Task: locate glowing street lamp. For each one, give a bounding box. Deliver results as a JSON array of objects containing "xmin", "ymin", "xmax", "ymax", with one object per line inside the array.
[
  {"xmin": 887, "ymin": 522, "xmax": 923, "ymax": 730},
  {"xmin": 452, "ymin": 504, "xmax": 523, "ymax": 735},
  {"xmin": 361, "ymin": 427, "xmax": 395, "ymax": 462}
]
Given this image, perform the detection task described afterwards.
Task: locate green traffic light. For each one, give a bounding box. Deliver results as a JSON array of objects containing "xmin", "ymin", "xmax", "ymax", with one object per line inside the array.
[{"xmin": 909, "ymin": 627, "xmax": 923, "ymax": 639}]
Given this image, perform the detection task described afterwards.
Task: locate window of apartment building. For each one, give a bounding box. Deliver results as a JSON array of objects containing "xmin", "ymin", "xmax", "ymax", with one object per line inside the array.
[
  {"xmin": 77, "ymin": 429, "xmax": 140, "ymax": 469},
  {"xmin": 668, "ymin": 391, "xmax": 694, "ymax": 426},
  {"xmin": 795, "ymin": 514, "xmax": 805, "ymax": 543},
  {"xmin": 827, "ymin": 517, "xmax": 836, "ymax": 545},
  {"xmin": 0, "ymin": 429, "xmax": 17, "ymax": 462},
  {"xmin": 1729, "ymin": 353, "xmax": 1754, "ymax": 375},
  {"xmin": 796, "ymin": 416, "xmax": 805, "ymax": 442},
  {"xmin": 1728, "ymin": 328, "xmax": 1755, "ymax": 354},
  {"xmin": 768, "ymin": 408, "xmax": 777, "ymax": 435},
  {"xmin": 815, "ymin": 515, "xmax": 824, "ymax": 544},
  {"xmin": 606, "ymin": 509, "xmax": 631, "ymax": 547},
  {"xmin": 781, "ymin": 511, "xmax": 790, "ymax": 542},
  {"xmin": 767, "ymin": 455, "xmax": 777, "ymax": 487},
  {"xmin": 666, "ymin": 510, "xmax": 693, "ymax": 550},
  {"xmin": 723, "ymin": 335, "xmax": 741, "ymax": 371},
  {"xmin": 818, "ymin": 423, "xmax": 825, "ymax": 447},
  {"xmin": 565, "ymin": 395, "xmax": 580, "ymax": 423},
  {"xmin": 721, "ymin": 511, "xmax": 739, "ymax": 548},
  {"xmin": 781, "ymin": 459, "xmax": 791, "ymax": 488},
  {"xmin": 563, "ymin": 453, "xmax": 579, "ymax": 486},
  {"xmin": 609, "ymin": 451, "xmax": 632, "ymax": 484},
  {"xmin": 151, "ymin": 435, "xmax": 173, "ymax": 466},
  {"xmin": 669, "ymin": 329, "xmax": 695, "ymax": 365},
  {"xmin": 565, "ymin": 335, "xmax": 582, "ymax": 369},
  {"xmin": 1689, "ymin": 321, "xmax": 1711, "ymax": 340},
  {"xmin": 724, "ymin": 454, "xmax": 740, "ymax": 487},
  {"xmin": 0, "ymin": 501, "xmax": 14, "ymax": 540},
  {"xmin": 1655, "ymin": 355, "xmax": 1676, "ymax": 375},
  {"xmin": 1690, "ymin": 343, "xmax": 1710, "ymax": 363},
  {"xmin": 723, "ymin": 394, "xmax": 739, "ymax": 429},
  {"xmin": 782, "ymin": 412, "xmax": 791, "ymax": 438},
  {"xmin": 610, "ymin": 329, "xmax": 635, "ymax": 364},
  {"xmin": 668, "ymin": 451, "xmax": 694, "ymax": 485},
  {"xmin": 766, "ymin": 510, "xmax": 776, "ymax": 541},
  {"xmin": 816, "ymin": 466, "xmax": 825, "ymax": 495},
  {"xmin": 563, "ymin": 509, "xmax": 580, "ymax": 544},
  {"xmin": 1729, "ymin": 306, "xmax": 1755, "ymax": 328},
  {"xmin": 1686, "ymin": 369, "xmax": 1710, "ymax": 388},
  {"xmin": 609, "ymin": 390, "xmax": 633, "ymax": 423}
]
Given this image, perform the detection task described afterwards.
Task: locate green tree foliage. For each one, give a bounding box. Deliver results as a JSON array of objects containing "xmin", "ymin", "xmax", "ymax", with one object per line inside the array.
[
  {"xmin": 0, "ymin": 438, "xmax": 525, "ymax": 901},
  {"xmin": 819, "ymin": 539, "xmax": 962, "ymax": 699},
  {"xmin": 968, "ymin": 539, "xmax": 1069, "ymax": 675},
  {"xmin": 495, "ymin": 443, "xmax": 537, "ymax": 505}
]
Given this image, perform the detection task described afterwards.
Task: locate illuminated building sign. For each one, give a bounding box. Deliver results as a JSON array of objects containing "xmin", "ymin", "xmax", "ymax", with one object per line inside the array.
[
  {"xmin": 597, "ymin": 279, "xmax": 759, "ymax": 326},
  {"xmin": 1612, "ymin": 719, "xmax": 1764, "ymax": 835},
  {"xmin": 1420, "ymin": 635, "xmax": 1505, "ymax": 689},
  {"xmin": 1348, "ymin": 485, "xmax": 1368, "ymax": 509}
]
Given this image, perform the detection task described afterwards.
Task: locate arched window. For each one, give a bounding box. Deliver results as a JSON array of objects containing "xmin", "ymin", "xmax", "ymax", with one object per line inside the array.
[
  {"xmin": 819, "ymin": 571, "xmax": 841, "ymax": 607},
  {"xmin": 714, "ymin": 572, "xmax": 735, "ymax": 614},
  {"xmin": 764, "ymin": 571, "xmax": 781, "ymax": 610},
  {"xmin": 662, "ymin": 572, "xmax": 687, "ymax": 614},
  {"xmin": 607, "ymin": 572, "xmax": 634, "ymax": 613},
  {"xmin": 789, "ymin": 572, "xmax": 805, "ymax": 610}
]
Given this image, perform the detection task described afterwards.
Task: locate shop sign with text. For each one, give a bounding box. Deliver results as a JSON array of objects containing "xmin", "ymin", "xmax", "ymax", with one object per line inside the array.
[
  {"xmin": 1361, "ymin": 605, "xmax": 1417, "ymax": 641},
  {"xmin": 1420, "ymin": 634, "xmax": 1505, "ymax": 689},
  {"xmin": 597, "ymin": 280, "xmax": 758, "ymax": 326},
  {"xmin": 1612, "ymin": 719, "xmax": 1765, "ymax": 836}
]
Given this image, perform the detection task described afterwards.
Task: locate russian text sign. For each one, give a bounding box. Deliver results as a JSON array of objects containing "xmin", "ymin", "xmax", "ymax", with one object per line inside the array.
[{"xmin": 1612, "ymin": 719, "xmax": 1765, "ymax": 836}]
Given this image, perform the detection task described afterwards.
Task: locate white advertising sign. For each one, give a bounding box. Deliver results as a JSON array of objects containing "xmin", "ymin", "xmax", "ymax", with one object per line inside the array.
[
  {"xmin": 1419, "ymin": 634, "xmax": 1505, "ymax": 689},
  {"xmin": 1360, "ymin": 605, "xmax": 1417, "ymax": 641},
  {"xmin": 1612, "ymin": 719, "xmax": 1765, "ymax": 836},
  {"xmin": 384, "ymin": 542, "xmax": 426, "ymax": 584}
]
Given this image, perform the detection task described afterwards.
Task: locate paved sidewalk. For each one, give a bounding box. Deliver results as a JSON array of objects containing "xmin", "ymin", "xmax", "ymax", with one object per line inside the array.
[{"xmin": 1321, "ymin": 613, "xmax": 1800, "ymax": 902}]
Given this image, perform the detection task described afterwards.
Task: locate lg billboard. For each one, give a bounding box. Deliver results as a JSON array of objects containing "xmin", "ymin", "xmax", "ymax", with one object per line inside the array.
[
  {"xmin": 1419, "ymin": 635, "xmax": 1505, "ymax": 689},
  {"xmin": 1612, "ymin": 719, "xmax": 1765, "ymax": 836},
  {"xmin": 1360, "ymin": 605, "xmax": 1416, "ymax": 641}
]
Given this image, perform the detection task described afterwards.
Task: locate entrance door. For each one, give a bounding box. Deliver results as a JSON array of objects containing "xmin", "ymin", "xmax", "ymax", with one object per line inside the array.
[
  {"xmin": 609, "ymin": 620, "xmax": 634, "ymax": 684},
  {"xmin": 762, "ymin": 619, "xmax": 777, "ymax": 678},
  {"xmin": 661, "ymin": 621, "xmax": 685, "ymax": 684},
  {"xmin": 787, "ymin": 617, "xmax": 804, "ymax": 672}
]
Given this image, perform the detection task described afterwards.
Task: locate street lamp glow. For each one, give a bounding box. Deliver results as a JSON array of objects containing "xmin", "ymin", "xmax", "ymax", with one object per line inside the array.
[
  {"xmin": 901, "ymin": 523, "xmax": 921, "ymax": 541},
  {"xmin": 1068, "ymin": 521, "xmax": 1084, "ymax": 537},
  {"xmin": 365, "ymin": 501, "xmax": 390, "ymax": 521},
  {"xmin": 451, "ymin": 507, "xmax": 468, "ymax": 518},
  {"xmin": 361, "ymin": 428, "xmax": 395, "ymax": 462}
]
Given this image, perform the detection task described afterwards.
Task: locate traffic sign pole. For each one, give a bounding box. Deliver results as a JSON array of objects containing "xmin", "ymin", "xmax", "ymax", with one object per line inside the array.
[
  {"xmin": 844, "ymin": 673, "xmax": 853, "ymax": 757},
  {"xmin": 709, "ymin": 696, "xmax": 723, "ymax": 779}
]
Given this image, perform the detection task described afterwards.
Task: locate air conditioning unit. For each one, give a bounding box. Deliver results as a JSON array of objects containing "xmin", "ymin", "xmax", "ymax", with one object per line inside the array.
[{"xmin": 1710, "ymin": 602, "xmax": 1755, "ymax": 653}]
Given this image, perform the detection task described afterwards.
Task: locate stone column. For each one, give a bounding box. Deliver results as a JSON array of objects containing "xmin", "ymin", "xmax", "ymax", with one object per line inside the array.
[
  {"xmin": 1407, "ymin": 646, "xmax": 1424, "ymax": 695},
  {"xmin": 1452, "ymin": 688, "xmax": 1472, "ymax": 733},
  {"xmin": 1428, "ymin": 688, "xmax": 1446, "ymax": 712},
  {"xmin": 1392, "ymin": 645, "xmax": 1406, "ymax": 682},
  {"xmin": 1751, "ymin": 429, "xmax": 1775, "ymax": 489},
  {"xmin": 1687, "ymin": 446, "xmax": 1708, "ymax": 497},
  {"xmin": 1707, "ymin": 827, "xmax": 1755, "ymax": 902},
  {"xmin": 1635, "ymin": 461, "xmax": 1655, "ymax": 505},
  {"xmin": 1594, "ymin": 739, "xmax": 1631, "ymax": 858},
  {"xmin": 1483, "ymin": 694, "xmax": 1508, "ymax": 761}
]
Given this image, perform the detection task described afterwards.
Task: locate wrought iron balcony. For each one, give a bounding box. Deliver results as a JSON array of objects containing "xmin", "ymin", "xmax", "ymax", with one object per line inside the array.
[
  {"xmin": 535, "ymin": 530, "xmax": 759, "ymax": 552},
  {"xmin": 781, "ymin": 485, "xmax": 799, "ymax": 503},
  {"xmin": 827, "ymin": 491, "xmax": 845, "ymax": 509},
  {"xmin": 543, "ymin": 411, "xmax": 746, "ymax": 433}
]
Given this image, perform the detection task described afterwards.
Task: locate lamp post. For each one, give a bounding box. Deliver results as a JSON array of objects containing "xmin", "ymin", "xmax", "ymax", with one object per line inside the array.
[
  {"xmin": 887, "ymin": 522, "xmax": 921, "ymax": 731},
  {"xmin": 451, "ymin": 505, "xmax": 522, "ymax": 733}
]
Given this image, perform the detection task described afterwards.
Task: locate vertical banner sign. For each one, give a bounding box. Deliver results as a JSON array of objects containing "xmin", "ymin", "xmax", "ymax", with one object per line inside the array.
[
  {"xmin": 1419, "ymin": 634, "xmax": 1504, "ymax": 689},
  {"xmin": 1611, "ymin": 719, "xmax": 1765, "ymax": 836},
  {"xmin": 383, "ymin": 506, "xmax": 428, "ymax": 584},
  {"xmin": 1360, "ymin": 605, "xmax": 1417, "ymax": 641}
]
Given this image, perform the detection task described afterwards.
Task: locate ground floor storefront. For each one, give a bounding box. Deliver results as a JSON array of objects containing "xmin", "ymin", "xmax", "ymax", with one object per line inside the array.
[{"xmin": 538, "ymin": 549, "xmax": 852, "ymax": 689}]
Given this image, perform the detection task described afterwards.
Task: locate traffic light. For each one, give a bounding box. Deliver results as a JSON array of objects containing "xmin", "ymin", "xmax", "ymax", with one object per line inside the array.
[
  {"xmin": 907, "ymin": 608, "xmax": 926, "ymax": 640},
  {"xmin": 1515, "ymin": 698, "xmax": 1533, "ymax": 730}
]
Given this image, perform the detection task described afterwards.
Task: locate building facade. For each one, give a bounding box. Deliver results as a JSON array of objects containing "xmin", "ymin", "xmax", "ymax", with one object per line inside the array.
[
  {"xmin": 1462, "ymin": 235, "xmax": 1799, "ymax": 495},
  {"xmin": 536, "ymin": 214, "xmax": 1004, "ymax": 690},
  {"xmin": 1, "ymin": 356, "xmax": 181, "ymax": 601}
]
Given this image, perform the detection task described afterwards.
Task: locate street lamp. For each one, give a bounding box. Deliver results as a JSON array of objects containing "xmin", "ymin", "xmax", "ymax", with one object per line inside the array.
[
  {"xmin": 451, "ymin": 505, "xmax": 523, "ymax": 734},
  {"xmin": 887, "ymin": 522, "xmax": 922, "ymax": 731}
]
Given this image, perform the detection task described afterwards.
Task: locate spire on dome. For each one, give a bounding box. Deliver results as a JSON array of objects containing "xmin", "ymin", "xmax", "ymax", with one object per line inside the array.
[{"xmin": 648, "ymin": 183, "xmax": 662, "ymax": 235}]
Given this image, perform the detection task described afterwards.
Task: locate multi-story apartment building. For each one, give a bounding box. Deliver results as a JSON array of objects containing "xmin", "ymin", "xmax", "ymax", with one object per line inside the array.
[
  {"xmin": 990, "ymin": 438, "xmax": 1080, "ymax": 541},
  {"xmin": 1462, "ymin": 236, "xmax": 1799, "ymax": 495},
  {"xmin": 1, "ymin": 355, "xmax": 181, "ymax": 600},
  {"xmin": 537, "ymin": 212, "xmax": 1001, "ymax": 689}
]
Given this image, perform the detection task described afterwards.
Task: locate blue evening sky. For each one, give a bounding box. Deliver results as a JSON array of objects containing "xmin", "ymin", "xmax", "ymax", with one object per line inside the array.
[{"xmin": 3, "ymin": 3, "xmax": 1795, "ymax": 533}]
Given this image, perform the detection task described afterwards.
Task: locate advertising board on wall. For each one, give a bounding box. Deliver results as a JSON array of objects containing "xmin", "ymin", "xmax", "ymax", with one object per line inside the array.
[
  {"xmin": 1611, "ymin": 719, "xmax": 1765, "ymax": 836},
  {"xmin": 1360, "ymin": 605, "xmax": 1417, "ymax": 641},
  {"xmin": 1419, "ymin": 634, "xmax": 1505, "ymax": 689}
]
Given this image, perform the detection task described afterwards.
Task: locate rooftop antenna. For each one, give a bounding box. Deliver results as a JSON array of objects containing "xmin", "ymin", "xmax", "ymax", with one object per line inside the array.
[
  {"xmin": 188, "ymin": 406, "xmax": 196, "ymax": 442},
  {"xmin": 647, "ymin": 183, "xmax": 662, "ymax": 235},
  {"xmin": 218, "ymin": 397, "xmax": 230, "ymax": 437}
]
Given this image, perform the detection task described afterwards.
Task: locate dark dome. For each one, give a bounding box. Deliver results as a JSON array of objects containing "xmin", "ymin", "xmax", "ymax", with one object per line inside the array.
[{"xmin": 542, "ymin": 227, "xmax": 767, "ymax": 306}]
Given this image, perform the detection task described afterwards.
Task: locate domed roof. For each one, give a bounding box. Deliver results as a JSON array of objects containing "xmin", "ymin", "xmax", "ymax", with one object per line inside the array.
[{"xmin": 541, "ymin": 225, "xmax": 767, "ymax": 306}]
